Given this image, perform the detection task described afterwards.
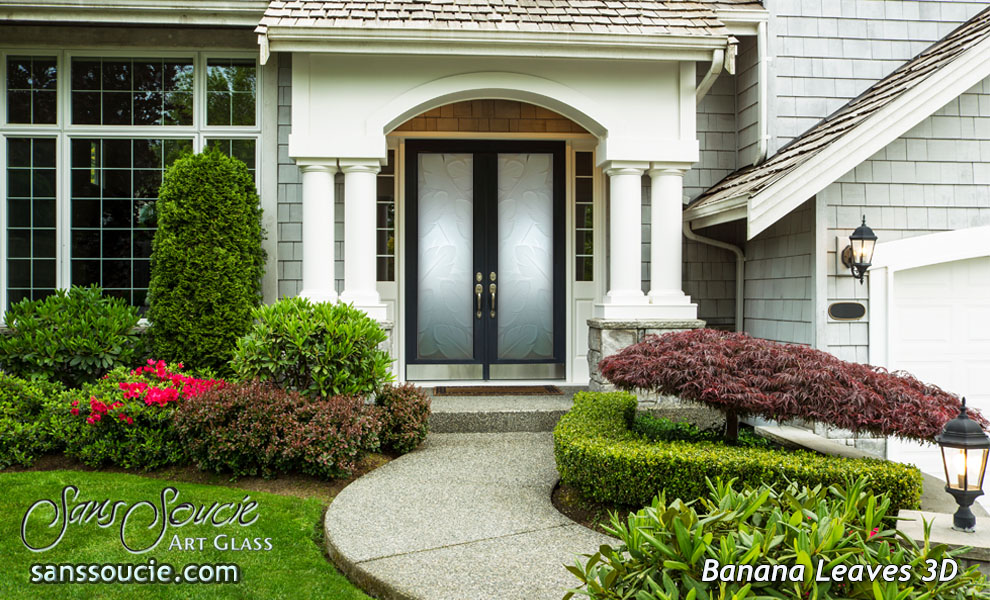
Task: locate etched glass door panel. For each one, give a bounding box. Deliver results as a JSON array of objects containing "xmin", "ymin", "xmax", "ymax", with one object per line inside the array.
[
  {"xmin": 416, "ymin": 153, "xmax": 474, "ymax": 360},
  {"xmin": 496, "ymin": 153, "xmax": 554, "ymax": 360}
]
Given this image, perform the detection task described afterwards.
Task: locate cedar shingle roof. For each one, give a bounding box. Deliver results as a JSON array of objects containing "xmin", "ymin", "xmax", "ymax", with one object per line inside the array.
[
  {"xmin": 688, "ymin": 6, "xmax": 990, "ymax": 214},
  {"xmin": 257, "ymin": 0, "xmax": 762, "ymax": 36}
]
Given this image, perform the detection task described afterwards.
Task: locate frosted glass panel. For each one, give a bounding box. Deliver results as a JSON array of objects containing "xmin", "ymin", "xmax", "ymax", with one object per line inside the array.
[
  {"xmin": 417, "ymin": 154, "xmax": 474, "ymax": 360},
  {"xmin": 497, "ymin": 154, "xmax": 554, "ymax": 360}
]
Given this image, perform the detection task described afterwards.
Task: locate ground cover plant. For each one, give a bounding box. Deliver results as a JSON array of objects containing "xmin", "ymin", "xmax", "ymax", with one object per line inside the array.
[
  {"xmin": 231, "ymin": 297, "xmax": 393, "ymax": 399},
  {"xmin": 148, "ymin": 148, "xmax": 266, "ymax": 374},
  {"xmin": 1, "ymin": 469, "xmax": 372, "ymax": 600},
  {"xmin": 0, "ymin": 286, "xmax": 144, "ymax": 387},
  {"xmin": 174, "ymin": 380, "xmax": 383, "ymax": 479},
  {"xmin": 61, "ymin": 360, "xmax": 224, "ymax": 470},
  {"xmin": 554, "ymin": 392, "xmax": 922, "ymax": 510},
  {"xmin": 599, "ymin": 329, "xmax": 989, "ymax": 443},
  {"xmin": 565, "ymin": 477, "xmax": 990, "ymax": 600}
]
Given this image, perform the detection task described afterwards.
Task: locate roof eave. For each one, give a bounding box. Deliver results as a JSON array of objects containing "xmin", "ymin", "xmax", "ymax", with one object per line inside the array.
[
  {"xmin": 261, "ymin": 26, "xmax": 729, "ymax": 61},
  {"xmin": 683, "ymin": 194, "xmax": 748, "ymax": 229},
  {"xmin": 0, "ymin": 0, "xmax": 267, "ymax": 27}
]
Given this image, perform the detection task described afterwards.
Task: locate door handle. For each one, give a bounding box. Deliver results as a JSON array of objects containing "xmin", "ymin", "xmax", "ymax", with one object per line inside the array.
[
  {"xmin": 475, "ymin": 283, "xmax": 483, "ymax": 319},
  {"xmin": 489, "ymin": 282, "xmax": 497, "ymax": 318}
]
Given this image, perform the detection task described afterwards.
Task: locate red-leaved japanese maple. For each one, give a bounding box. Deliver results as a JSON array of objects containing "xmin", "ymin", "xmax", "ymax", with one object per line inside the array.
[{"xmin": 598, "ymin": 329, "xmax": 989, "ymax": 444}]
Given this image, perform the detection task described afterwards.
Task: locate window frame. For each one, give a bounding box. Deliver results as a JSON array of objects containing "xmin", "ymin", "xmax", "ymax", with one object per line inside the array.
[{"xmin": 1, "ymin": 48, "xmax": 264, "ymax": 315}]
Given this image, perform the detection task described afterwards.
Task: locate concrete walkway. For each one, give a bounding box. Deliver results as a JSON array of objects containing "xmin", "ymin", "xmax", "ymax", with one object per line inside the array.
[{"xmin": 324, "ymin": 432, "xmax": 613, "ymax": 600}]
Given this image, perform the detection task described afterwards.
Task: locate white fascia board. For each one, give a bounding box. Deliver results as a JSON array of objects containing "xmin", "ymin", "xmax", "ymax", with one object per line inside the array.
[
  {"xmin": 264, "ymin": 27, "xmax": 727, "ymax": 62},
  {"xmin": 715, "ymin": 9, "xmax": 769, "ymax": 36},
  {"xmin": 745, "ymin": 35, "xmax": 990, "ymax": 240},
  {"xmin": 0, "ymin": 1, "xmax": 267, "ymax": 27},
  {"xmin": 683, "ymin": 194, "xmax": 748, "ymax": 228}
]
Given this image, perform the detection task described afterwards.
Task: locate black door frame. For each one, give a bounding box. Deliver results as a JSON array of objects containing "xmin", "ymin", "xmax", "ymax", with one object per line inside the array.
[{"xmin": 404, "ymin": 139, "xmax": 566, "ymax": 380}]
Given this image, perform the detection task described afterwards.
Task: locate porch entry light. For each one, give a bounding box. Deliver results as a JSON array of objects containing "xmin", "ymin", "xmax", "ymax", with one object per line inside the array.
[
  {"xmin": 840, "ymin": 215, "xmax": 877, "ymax": 284},
  {"xmin": 936, "ymin": 398, "xmax": 989, "ymax": 532}
]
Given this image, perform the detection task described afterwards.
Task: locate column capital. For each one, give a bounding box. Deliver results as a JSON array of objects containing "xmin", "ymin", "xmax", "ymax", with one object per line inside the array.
[
  {"xmin": 299, "ymin": 163, "xmax": 338, "ymax": 175},
  {"xmin": 648, "ymin": 161, "xmax": 693, "ymax": 175},
  {"xmin": 339, "ymin": 158, "xmax": 382, "ymax": 175},
  {"xmin": 601, "ymin": 160, "xmax": 649, "ymax": 177}
]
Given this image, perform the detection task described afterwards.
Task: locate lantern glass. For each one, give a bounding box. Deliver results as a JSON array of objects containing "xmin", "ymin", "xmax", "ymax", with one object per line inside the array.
[
  {"xmin": 850, "ymin": 237, "xmax": 876, "ymax": 266},
  {"xmin": 941, "ymin": 445, "xmax": 989, "ymax": 491}
]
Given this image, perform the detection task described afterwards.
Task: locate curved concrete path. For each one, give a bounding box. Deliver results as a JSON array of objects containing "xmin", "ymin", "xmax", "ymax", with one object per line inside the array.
[{"xmin": 325, "ymin": 433, "xmax": 614, "ymax": 600}]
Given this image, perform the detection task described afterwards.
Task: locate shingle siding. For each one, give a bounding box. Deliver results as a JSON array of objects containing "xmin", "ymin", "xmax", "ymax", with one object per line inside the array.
[
  {"xmin": 769, "ymin": 0, "xmax": 988, "ymax": 151},
  {"xmin": 744, "ymin": 199, "xmax": 815, "ymax": 345},
  {"xmin": 686, "ymin": 63, "xmax": 738, "ymax": 201},
  {"xmin": 823, "ymin": 75, "xmax": 990, "ymax": 361}
]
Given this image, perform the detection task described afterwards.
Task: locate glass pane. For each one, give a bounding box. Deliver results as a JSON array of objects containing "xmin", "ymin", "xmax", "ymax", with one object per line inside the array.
[
  {"xmin": 206, "ymin": 59, "xmax": 256, "ymax": 126},
  {"xmin": 7, "ymin": 90, "xmax": 31, "ymax": 123},
  {"xmin": 6, "ymin": 138, "xmax": 58, "ymax": 308},
  {"xmin": 417, "ymin": 153, "xmax": 474, "ymax": 360},
  {"xmin": 6, "ymin": 57, "xmax": 58, "ymax": 124},
  {"xmin": 497, "ymin": 153, "xmax": 554, "ymax": 360},
  {"xmin": 575, "ymin": 151, "xmax": 593, "ymax": 177},
  {"xmin": 71, "ymin": 58, "xmax": 192, "ymax": 125}
]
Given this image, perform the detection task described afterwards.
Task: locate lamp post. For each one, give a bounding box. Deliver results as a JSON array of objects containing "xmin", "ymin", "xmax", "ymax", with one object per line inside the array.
[
  {"xmin": 840, "ymin": 216, "xmax": 878, "ymax": 284},
  {"xmin": 936, "ymin": 398, "xmax": 990, "ymax": 532}
]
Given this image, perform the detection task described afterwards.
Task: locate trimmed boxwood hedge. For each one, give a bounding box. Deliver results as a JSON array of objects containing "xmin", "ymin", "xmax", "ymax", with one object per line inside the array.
[{"xmin": 553, "ymin": 391, "xmax": 923, "ymax": 510}]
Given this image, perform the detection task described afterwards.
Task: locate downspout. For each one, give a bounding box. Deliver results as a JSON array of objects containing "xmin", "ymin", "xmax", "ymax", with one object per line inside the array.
[
  {"xmin": 753, "ymin": 20, "xmax": 769, "ymax": 165},
  {"xmin": 696, "ymin": 37, "xmax": 737, "ymax": 104},
  {"xmin": 683, "ymin": 222, "xmax": 745, "ymax": 332}
]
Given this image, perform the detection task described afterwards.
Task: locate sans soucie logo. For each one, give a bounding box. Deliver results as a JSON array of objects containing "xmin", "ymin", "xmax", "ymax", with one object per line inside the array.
[{"xmin": 20, "ymin": 485, "xmax": 273, "ymax": 554}]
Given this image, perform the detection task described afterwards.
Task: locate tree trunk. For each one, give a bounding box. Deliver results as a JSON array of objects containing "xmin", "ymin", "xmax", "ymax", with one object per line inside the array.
[{"xmin": 725, "ymin": 410, "xmax": 739, "ymax": 444}]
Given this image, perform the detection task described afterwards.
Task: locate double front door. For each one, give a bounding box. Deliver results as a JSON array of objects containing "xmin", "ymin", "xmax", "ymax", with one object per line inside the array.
[{"xmin": 405, "ymin": 141, "xmax": 565, "ymax": 380}]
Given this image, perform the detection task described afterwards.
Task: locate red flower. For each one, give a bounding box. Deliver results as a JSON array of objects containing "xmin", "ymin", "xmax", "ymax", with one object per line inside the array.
[
  {"xmin": 70, "ymin": 408, "xmax": 79, "ymax": 416},
  {"xmin": 71, "ymin": 400, "xmax": 79, "ymax": 407},
  {"xmin": 868, "ymin": 527, "xmax": 879, "ymax": 539}
]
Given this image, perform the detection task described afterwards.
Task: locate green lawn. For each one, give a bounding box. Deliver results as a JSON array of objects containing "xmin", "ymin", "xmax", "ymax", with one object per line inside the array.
[{"xmin": 0, "ymin": 470, "xmax": 371, "ymax": 599}]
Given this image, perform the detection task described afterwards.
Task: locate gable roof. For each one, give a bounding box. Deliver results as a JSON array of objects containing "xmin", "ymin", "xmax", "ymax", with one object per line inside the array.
[
  {"xmin": 256, "ymin": 0, "xmax": 759, "ymax": 37},
  {"xmin": 685, "ymin": 6, "xmax": 990, "ymax": 239}
]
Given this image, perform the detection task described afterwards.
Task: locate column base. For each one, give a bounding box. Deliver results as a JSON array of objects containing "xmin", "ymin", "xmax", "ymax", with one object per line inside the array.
[
  {"xmin": 299, "ymin": 289, "xmax": 339, "ymax": 304},
  {"xmin": 593, "ymin": 301, "xmax": 698, "ymax": 320}
]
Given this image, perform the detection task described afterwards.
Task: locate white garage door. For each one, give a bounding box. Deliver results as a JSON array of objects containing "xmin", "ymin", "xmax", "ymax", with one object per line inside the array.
[{"xmin": 887, "ymin": 256, "xmax": 990, "ymax": 510}]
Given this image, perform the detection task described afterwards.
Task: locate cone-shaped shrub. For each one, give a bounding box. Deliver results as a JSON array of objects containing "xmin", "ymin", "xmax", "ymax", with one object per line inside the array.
[
  {"xmin": 599, "ymin": 329, "xmax": 989, "ymax": 444},
  {"xmin": 148, "ymin": 148, "xmax": 266, "ymax": 372}
]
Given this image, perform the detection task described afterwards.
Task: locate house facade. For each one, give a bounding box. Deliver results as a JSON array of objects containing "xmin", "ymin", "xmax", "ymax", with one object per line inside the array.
[{"xmin": 1, "ymin": 1, "xmax": 988, "ymax": 463}]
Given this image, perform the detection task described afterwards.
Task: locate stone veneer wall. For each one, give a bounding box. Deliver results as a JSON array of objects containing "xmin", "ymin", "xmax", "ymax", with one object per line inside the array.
[{"xmin": 587, "ymin": 318, "xmax": 705, "ymax": 391}]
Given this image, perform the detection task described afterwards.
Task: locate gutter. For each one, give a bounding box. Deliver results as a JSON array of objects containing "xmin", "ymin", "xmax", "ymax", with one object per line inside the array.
[{"xmin": 683, "ymin": 222, "xmax": 745, "ymax": 332}]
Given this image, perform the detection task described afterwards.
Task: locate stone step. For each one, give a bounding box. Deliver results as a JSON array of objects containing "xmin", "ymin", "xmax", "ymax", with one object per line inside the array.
[{"xmin": 428, "ymin": 388, "xmax": 583, "ymax": 433}]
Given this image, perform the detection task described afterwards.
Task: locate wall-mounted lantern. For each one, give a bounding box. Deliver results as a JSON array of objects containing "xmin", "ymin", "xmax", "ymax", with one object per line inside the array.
[
  {"xmin": 936, "ymin": 398, "xmax": 989, "ymax": 532},
  {"xmin": 840, "ymin": 216, "xmax": 877, "ymax": 284}
]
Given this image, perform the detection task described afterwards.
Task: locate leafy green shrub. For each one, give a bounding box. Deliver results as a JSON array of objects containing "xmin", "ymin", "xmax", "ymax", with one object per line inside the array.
[
  {"xmin": 553, "ymin": 392, "xmax": 923, "ymax": 510},
  {"xmin": 376, "ymin": 383, "xmax": 430, "ymax": 454},
  {"xmin": 565, "ymin": 478, "xmax": 990, "ymax": 600},
  {"xmin": 148, "ymin": 148, "xmax": 266, "ymax": 373},
  {"xmin": 0, "ymin": 374, "xmax": 65, "ymax": 468},
  {"xmin": 231, "ymin": 297, "xmax": 393, "ymax": 399},
  {"xmin": 0, "ymin": 286, "xmax": 143, "ymax": 387},
  {"xmin": 62, "ymin": 360, "xmax": 224, "ymax": 469},
  {"xmin": 173, "ymin": 380, "xmax": 382, "ymax": 479},
  {"xmin": 632, "ymin": 413, "xmax": 771, "ymax": 448}
]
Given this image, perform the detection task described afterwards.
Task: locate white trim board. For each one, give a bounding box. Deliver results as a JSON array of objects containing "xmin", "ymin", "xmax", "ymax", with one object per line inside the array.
[
  {"xmin": 867, "ymin": 225, "xmax": 990, "ymax": 369},
  {"xmin": 684, "ymin": 32, "xmax": 990, "ymax": 240}
]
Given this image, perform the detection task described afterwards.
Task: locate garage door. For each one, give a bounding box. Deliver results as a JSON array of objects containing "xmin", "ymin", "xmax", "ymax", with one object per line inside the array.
[{"xmin": 886, "ymin": 256, "xmax": 990, "ymax": 509}]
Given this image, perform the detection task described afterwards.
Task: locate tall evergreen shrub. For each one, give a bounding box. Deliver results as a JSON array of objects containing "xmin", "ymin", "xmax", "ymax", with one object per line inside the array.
[{"xmin": 148, "ymin": 148, "xmax": 266, "ymax": 372}]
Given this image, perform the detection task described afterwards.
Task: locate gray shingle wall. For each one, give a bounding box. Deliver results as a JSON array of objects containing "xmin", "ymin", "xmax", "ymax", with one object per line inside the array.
[
  {"xmin": 735, "ymin": 35, "xmax": 761, "ymax": 167},
  {"xmin": 276, "ymin": 53, "xmax": 344, "ymax": 299},
  {"xmin": 823, "ymin": 75, "xmax": 990, "ymax": 361},
  {"xmin": 686, "ymin": 63, "xmax": 738, "ymax": 200},
  {"xmin": 770, "ymin": 0, "xmax": 987, "ymax": 151},
  {"xmin": 744, "ymin": 199, "xmax": 815, "ymax": 345}
]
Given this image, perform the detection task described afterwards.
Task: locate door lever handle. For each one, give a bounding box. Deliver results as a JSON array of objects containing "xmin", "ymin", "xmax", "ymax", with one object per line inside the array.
[
  {"xmin": 475, "ymin": 283, "xmax": 483, "ymax": 319},
  {"xmin": 489, "ymin": 283, "xmax": 497, "ymax": 318}
]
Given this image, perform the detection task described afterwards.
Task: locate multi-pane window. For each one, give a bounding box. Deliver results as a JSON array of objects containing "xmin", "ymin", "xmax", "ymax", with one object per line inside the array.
[
  {"xmin": 575, "ymin": 151, "xmax": 594, "ymax": 281},
  {"xmin": 6, "ymin": 138, "xmax": 57, "ymax": 305},
  {"xmin": 376, "ymin": 150, "xmax": 396, "ymax": 281},
  {"xmin": 6, "ymin": 57, "xmax": 57, "ymax": 124},
  {"xmin": 70, "ymin": 58, "xmax": 194, "ymax": 126},
  {"xmin": 206, "ymin": 59, "xmax": 256, "ymax": 126},
  {"xmin": 206, "ymin": 138, "xmax": 257, "ymax": 176},
  {"xmin": 70, "ymin": 138, "xmax": 193, "ymax": 307},
  {"xmin": 2, "ymin": 52, "xmax": 261, "ymax": 312}
]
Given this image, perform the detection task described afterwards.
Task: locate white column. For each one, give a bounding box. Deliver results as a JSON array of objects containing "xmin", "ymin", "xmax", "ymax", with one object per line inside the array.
[
  {"xmin": 339, "ymin": 159, "xmax": 387, "ymax": 320},
  {"xmin": 649, "ymin": 167, "xmax": 687, "ymax": 302},
  {"xmin": 603, "ymin": 164, "xmax": 648, "ymax": 307},
  {"xmin": 300, "ymin": 164, "xmax": 338, "ymax": 303}
]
